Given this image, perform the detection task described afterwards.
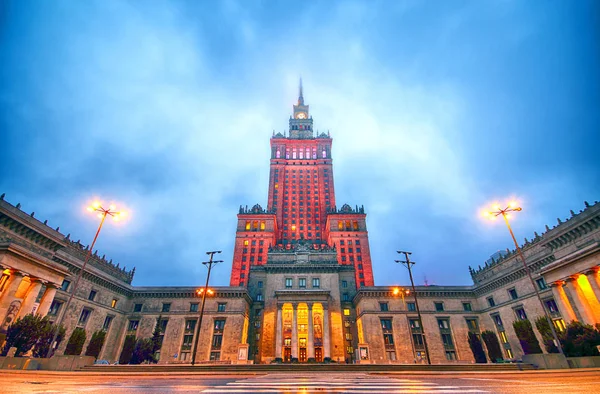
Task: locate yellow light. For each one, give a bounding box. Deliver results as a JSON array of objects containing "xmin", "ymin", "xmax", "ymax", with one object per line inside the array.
[
  {"xmin": 509, "ymin": 201, "xmax": 518, "ymax": 208},
  {"xmin": 97, "ymin": 213, "xmax": 103, "ymax": 219},
  {"xmin": 405, "ymin": 290, "xmax": 410, "ymax": 295},
  {"xmin": 113, "ymin": 216, "xmax": 120, "ymax": 222},
  {"xmin": 492, "ymin": 203, "xmax": 501, "ymax": 211},
  {"xmin": 109, "ymin": 204, "xmax": 116, "ymax": 211},
  {"xmin": 87, "ymin": 207, "xmax": 94, "ymax": 212},
  {"xmin": 482, "ymin": 211, "xmax": 490, "ymax": 217},
  {"xmin": 92, "ymin": 201, "xmax": 101, "ymax": 209},
  {"xmin": 392, "ymin": 288, "xmax": 400, "ymax": 295},
  {"xmin": 505, "ymin": 214, "xmax": 511, "ymax": 219},
  {"xmin": 119, "ymin": 211, "xmax": 127, "ymax": 217},
  {"xmin": 291, "ymin": 225, "xmax": 296, "ymax": 231}
]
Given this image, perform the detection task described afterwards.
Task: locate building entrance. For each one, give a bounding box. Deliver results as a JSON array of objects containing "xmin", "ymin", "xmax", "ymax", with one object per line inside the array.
[
  {"xmin": 283, "ymin": 347, "xmax": 291, "ymax": 362},
  {"xmin": 315, "ymin": 347, "xmax": 322, "ymax": 362},
  {"xmin": 299, "ymin": 348, "xmax": 307, "ymax": 362}
]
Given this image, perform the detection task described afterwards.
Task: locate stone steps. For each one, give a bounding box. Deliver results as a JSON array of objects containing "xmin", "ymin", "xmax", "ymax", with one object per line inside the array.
[{"xmin": 82, "ymin": 362, "xmax": 536, "ymax": 373}]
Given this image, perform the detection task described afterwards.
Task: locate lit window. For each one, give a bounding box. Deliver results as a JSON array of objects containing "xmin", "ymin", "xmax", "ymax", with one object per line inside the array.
[
  {"xmin": 260, "ymin": 221, "xmax": 265, "ymax": 230},
  {"xmin": 245, "ymin": 221, "xmax": 250, "ymax": 230},
  {"xmin": 244, "ymin": 240, "xmax": 249, "ymax": 246},
  {"xmin": 111, "ymin": 299, "xmax": 118, "ymax": 308},
  {"xmin": 343, "ymin": 309, "xmax": 351, "ymax": 316}
]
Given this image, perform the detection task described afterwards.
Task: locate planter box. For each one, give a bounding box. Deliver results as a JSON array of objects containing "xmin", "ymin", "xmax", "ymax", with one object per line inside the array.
[{"xmin": 521, "ymin": 354, "xmax": 569, "ymax": 369}]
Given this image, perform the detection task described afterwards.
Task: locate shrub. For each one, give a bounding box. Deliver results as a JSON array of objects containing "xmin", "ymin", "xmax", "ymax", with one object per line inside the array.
[
  {"xmin": 119, "ymin": 335, "xmax": 136, "ymax": 364},
  {"xmin": 34, "ymin": 323, "xmax": 66, "ymax": 358},
  {"xmin": 512, "ymin": 320, "xmax": 542, "ymax": 355},
  {"xmin": 130, "ymin": 338, "xmax": 155, "ymax": 364},
  {"xmin": 481, "ymin": 330, "xmax": 503, "ymax": 362},
  {"xmin": 64, "ymin": 327, "xmax": 87, "ymax": 356},
  {"xmin": 1, "ymin": 314, "xmax": 60, "ymax": 357},
  {"xmin": 534, "ymin": 316, "xmax": 560, "ymax": 353},
  {"xmin": 468, "ymin": 332, "xmax": 487, "ymax": 363},
  {"xmin": 561, "ymin": 321, "xmax": 600, "ymax": 357},
  {"xmin": 85, "ymin": 330, "xmax": 107, "ymax": 359}
]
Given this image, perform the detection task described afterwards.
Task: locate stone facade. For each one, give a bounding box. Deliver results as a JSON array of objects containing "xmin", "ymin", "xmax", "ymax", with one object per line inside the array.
[{"xmin": 0, "ymin": 90, "xmax": 599, "ymax": 365}]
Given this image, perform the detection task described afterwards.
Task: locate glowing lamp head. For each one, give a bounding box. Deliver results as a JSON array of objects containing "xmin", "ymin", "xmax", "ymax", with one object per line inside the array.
[
  {"xmin": 405, "ymin": 290, "xmax": 410, "ymax": 295},
  {"xmin": 508, "ymin": 201, "xmax": 518, "ymax": 208},
  {"xmin": 92, "ymin": 201, "xmax": 101, "ymax": 209},
  {"xmin": 492, "ymin": 203, "xmax": 501, "ymax": 211},
  {"xmin": 109, "ymin": 204, "xmax": 116, "ymax": 211},
  {"xmin": 87, "ymin": 206, "xmax": 94, "ymax": 212},
  {"xmin": 392, "ymin": 288, "xmax": 400, "ymax": 295}
]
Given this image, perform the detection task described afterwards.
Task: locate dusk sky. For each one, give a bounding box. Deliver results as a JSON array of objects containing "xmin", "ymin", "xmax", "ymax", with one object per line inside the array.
[{"xmin": 1, "ymin": 0, "xmax": 599, "ymax": 288}]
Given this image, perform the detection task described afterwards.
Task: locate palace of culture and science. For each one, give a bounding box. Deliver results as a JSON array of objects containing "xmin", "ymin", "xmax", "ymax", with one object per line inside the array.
[{"xmin": 1, "ymin": 83, "xmax": 599, "ymax": 364}]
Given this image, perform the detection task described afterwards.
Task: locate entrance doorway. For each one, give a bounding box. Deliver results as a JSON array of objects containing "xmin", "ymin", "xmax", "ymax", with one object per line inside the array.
[
  {"xmin": 315, "ymin": 347, "xmax": 323, "ymax": 362},
  {"xmin": 299, "ymin": 348, "xmax": 307, "ymax": 362},
  {"xmin": 283, "ymin": 347, "xmax": 291, "ymax": 362}
]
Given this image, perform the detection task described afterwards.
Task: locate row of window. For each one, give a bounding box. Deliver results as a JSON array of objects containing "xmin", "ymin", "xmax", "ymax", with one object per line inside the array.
[
  {"xmin": 284, "ymin": 277, "xmax": 321, "ymax": 289},
  {"xmin": 48, "ymin": 300, "xmax": 114, "ymax": 331},
  {"xmin": 486, "ymin": 279, "xmax": 549, "ymax": 308},
  {"xmin": 132, "ymin": 302, "xmax": 227, "ymax": 314},
  {"xmin": 59, "ymin": 280, "xmax": 119, "ymax": 309}
]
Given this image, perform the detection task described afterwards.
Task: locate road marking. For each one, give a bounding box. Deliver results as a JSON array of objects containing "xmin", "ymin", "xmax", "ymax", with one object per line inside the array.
[{"xmin": 460, "ymin": 377, "xmax": 569, "ymax": 386}]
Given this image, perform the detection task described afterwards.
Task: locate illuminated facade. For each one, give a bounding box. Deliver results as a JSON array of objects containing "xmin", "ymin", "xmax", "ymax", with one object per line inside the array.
[{"xmin": 0, "ymin": 88, "xmax": 599, "ymax": 365}]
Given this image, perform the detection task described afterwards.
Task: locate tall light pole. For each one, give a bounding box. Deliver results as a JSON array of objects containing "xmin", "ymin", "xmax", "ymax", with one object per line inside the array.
[
  {"xmin": 484, "ymin": 201, "xmax": 564, "ymax": 356},
  {"xmin": 47, "ymin": 201, "xmax": 125, "ymax": 358},
  {"xmin": 396, "ymin": 251, "xmax": 431, "ymax": 365},
  {"xmin": 191, "ymin": 250, "xmax": 223, "ymax": 366}
]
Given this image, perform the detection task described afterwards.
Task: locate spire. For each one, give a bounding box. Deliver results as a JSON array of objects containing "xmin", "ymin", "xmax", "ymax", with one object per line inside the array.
[{"xmin": 298, "ymin": 77, "xmax": 304, "ymax": 106}]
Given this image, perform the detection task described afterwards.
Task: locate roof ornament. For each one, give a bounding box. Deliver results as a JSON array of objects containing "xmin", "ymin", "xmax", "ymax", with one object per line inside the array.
[{"xmin": 298, "ymin": 77, "xmax": 304, "ymax": 106}]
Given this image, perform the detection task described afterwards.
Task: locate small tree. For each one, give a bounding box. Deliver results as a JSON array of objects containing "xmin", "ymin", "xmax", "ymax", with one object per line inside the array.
[
  {"xmin": 64, "ymin": 327, "xmax": 87, "ymax": 356},
  {"xmin": 119, "ymin": 335, "xmax": 136, "ymax": 364},
  {"xmin": 468, "ymin": 332, "xmax": 487, "ymax": 363},
  {"xmin": 562, "ymin": 321, "xmax": 600, "ymax": 357},
  {"xmin": 1, "ymin": 314, "xmax": 53, "ymax": 357},
  {"xmin": 130, "ymin": 338, "xmax": 155, "ymax": 364},
  {"xmin": 34, "ymin": 323, "xmax": 66, "ymax": 358},
  {"xmin": 481, "ymin": 330, "xmax": 503, "ymax": 362},
  {"xmin": 150, "ymin": 316, "xmax": 163, "ymax": 363},
  {"xmin": 534, "ymin": 316, "xmax": 560, "ymax": 353},
  {"xmin": 513, "ymin": 320, "xmax": 542, "ymax": 355},
  {"xmin": 85, "ymin": 330, "xmax": 107, "ymax": 359}
]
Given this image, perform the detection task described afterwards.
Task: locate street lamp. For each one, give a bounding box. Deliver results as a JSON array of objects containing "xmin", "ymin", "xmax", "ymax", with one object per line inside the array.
[
  {"xmin": 395, "ymin": 251, "xmax": 431, "ymax": 365},
  {"xmin": 484, "ymin": 201, "xmax": 564, "ymax": 356},
  {"xmin": 191, "ymin": 250, "xmax": 223, "ymax": 366},
  {"xmin": 47, "ymin": 201, "xmax": 126, "ymax": 357}
]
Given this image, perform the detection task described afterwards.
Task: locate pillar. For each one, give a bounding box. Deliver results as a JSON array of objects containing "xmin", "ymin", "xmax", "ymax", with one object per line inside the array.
[
  {"xmin": 565, "ymin": 277, "xmax": 595, "ymax": 324},
  {"xmin": 37, "ymin": 284, "xmax": 58, "ymax": 317},
  {"xmin": 323, "ymin": 305, "xmax": 330, "ymax": 359},
  {"xmin": 576, "ymin": 272, "xmax": 600, "ymax": 324},
  {"xmin": 551, "ymin": 281, "xmax": 577, "ymax": 322},
  {"xmin": 0, "ymin": 271, "xmax": 25, "ymax": 312},
  {"xmin": 291, "ymin": 303, "xmax": 298, "ymax": 359},
  {"xmin": 18, "ymin": 278, "xmax": 44, "ymax": 318},
  {"xmin": 585, "ymin": 269, "xmax": 600, "ymax": 302},
  {"xmin": 307, "ymin": 303, "xmax": 314, "ymax": 359},
  {"xmin": 275, "ymin": 305, "xmax": 282, "ymax": 359}
]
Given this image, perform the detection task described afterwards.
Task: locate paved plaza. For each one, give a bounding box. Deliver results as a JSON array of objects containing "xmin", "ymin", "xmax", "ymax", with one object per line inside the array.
[{"xmin": 3, "ymin": 370, "xmax": 600, "ymax": 393}]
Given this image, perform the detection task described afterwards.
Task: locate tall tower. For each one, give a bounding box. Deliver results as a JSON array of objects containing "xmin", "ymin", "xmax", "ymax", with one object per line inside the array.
[{"xmin": 230, "ymin": 81, "xmax": 375, "ymax": 288}]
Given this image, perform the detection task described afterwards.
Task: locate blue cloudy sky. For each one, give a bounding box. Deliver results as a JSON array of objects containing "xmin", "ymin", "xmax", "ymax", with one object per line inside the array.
[{"xmin": 1, "ymin": 0, "xmax": 598, "ymax": 288}]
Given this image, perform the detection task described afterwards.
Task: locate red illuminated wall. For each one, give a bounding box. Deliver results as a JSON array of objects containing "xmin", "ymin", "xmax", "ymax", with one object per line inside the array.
[{"xmin": 229, "ymin": 86, "xmax": 375, "ymax": 288}]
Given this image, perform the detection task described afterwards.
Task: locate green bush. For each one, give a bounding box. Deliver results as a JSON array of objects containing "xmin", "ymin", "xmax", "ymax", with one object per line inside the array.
[
  {"xmin": 130, "ymin": 338, "xmax": 155, "ymax": 364},
  {"xmin": 119, "ymin": 335, "xmax": 136, "ymax": 364},
  {"xmin": 64, "ymin": 327, "xmax": 87, "ymax": 356},
  {"xmin": 534, "ymin": 316, "xmax": 560, "ymax": 353},
  {"xmin": 481, "ymin": 330, "xmax": 503, "ymax": 362},
  {"xmin": 1, "ymin": 314, "xmax": 62, "ymax": 357},
  {"xmin": 85, "ymin": 330, "xmax": 107, "ymax": 359},
  {"xmin": 512, "ymin": 320, "xmax": 542, "ymax": 355},
  {"xmin": 467, "ymin": 332, "xmax": 487, "ymax": 363},
  {"xmin": 561, "ymin": 321, "xmax": 600, "ymax": 357},
  {"xmin": 34, "ymin": 323, "xmax": 66, "ymax": 358}
]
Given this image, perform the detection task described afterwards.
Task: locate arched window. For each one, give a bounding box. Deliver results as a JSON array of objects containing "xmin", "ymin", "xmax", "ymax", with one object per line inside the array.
[
  {"xmin": 322, "ymin": 150, "xmax": 326, "ymax": 158},
  {"xmin": 293, "ymin": 150, "xmax": 297, "ymax": 159},
  {"xmin": 299, "ymin": 150, "xmax": 303, "ymax": 159},
  {"xmin": 276, "ymin": 150, "xmax": 281, "ymax": 158},
  {"xmin": 286, "ymin": 149, "xmax": 290, "ymax": 159},
  {"xmin": 306, "ymin": 148, "xmax": 310, "ymax": 158},
  {"xmin": 312, "ymin": 148, "xmax": 317, "ymax": 159}
]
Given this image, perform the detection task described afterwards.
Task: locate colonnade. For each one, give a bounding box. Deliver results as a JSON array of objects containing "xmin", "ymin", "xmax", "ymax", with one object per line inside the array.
[
  {"xmin": 275, "ymin": 302, "xmax": 330, "ymax": 361},
  {"xmin": 0, "ymin": 268, "xmax": 60, "ymax": 329},
  {"xmin": 551, "ymin": 267, "xmax": 600, "ymax": 325}
]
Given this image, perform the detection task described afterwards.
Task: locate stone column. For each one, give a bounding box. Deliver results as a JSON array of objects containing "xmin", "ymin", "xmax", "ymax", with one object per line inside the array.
[
  {"xmin": 291, "ymin": 303, "xmax": 298, "ymax": 359},
  {"xmin": 323, "ymin": 305, "xmax": 330, "ymax": 359},
  {"xmin": 275, "ymin": 305, "xmax": 282, "ymax": 359},
  {"xmin": 565, "ymin": 277, "xmax": 595, "ymax": 324},
  {"xmin": 579, "ymin": 272, "xmax": 600, "ymax": 323},
  {"xmin": 18, "ymin": 278, "xmax": 44, "ymax": 318},
  {"xmin": 0, "ymin": 271, "xmax": 25, "ymax": 313},
  {"xmin": 307, "ymin": 303, "xmax": 314, "ymax": 359},
  {"xmin": 585, "ymin": 269, "xmax": 600, "ymax": 302},
  {"xmin": 551, "ymin": 281, "xmax": 577, "ymax": 322},
  {"xmin": 37, "ymin": 284, "xmax": 58, "ymax": 317}
]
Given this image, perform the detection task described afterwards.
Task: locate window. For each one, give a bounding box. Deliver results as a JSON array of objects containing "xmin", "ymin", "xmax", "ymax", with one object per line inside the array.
[
  {"xmin": 383, "ymin": 333, "xmax": 394, "ymax": 345},
  {"xmin": 462, "ymin": 302, "xmax": 472, "ymax": 312},
  {"xmin": 487, "ymin": 297, "xmax": 496, "ymax": 307},
  {"xmin": 465, "ymin": 318, "xmax": 479, "ymax": 331},
  {"xmin": 218, "ymin": 303, "xmax": 226, "ymax": 312},
  {"xmin": 499, "ymin": 331, "xmax": 508, "ymax": 343},
  {"xmin": 48, "ymin": 300, "xmax": 62, "ymax": 316},
  {"xmin": 78, "ymin": 308, "xmax": 91, "ymax": 325},
  {"xmin": 343, "ymin": 293, "xmax": 350, "ymax": 302},
  {"xmin": 210, "ymin": 351, "xmax": 221, "ymax": 361},
  {"xmin": 299, "ymin": 278, "xmax": 306, "ymax": 288},
  {"xmin": 381, "ymin": 319, "xmax": 393, "ymax": 330},
  {"xmin": 553, "ymin": 318, "xmax": 566, "ymax": 332},
  {"xmin": 128, "ymin": 320, "xmax": 139, "ymax": 331},
  {"xmin": 508, "ymin": 288, "xmax": 518, "ymax": 300},
  {"xmin": 343, "ymin": 308, "xmax": 351, "ymax": 316},
  {"xmin": 407, "ymin": 302, "xmax": 416, "ymax": 312},
  {"xmin": 312, "ymin": 278, "xmax": 320, "ymax": 288},
  {"xmin": 60, "ymin": 279, "xmax": 70, "ymax": 292},
  {"xmin": 545, "ymin": 299, "xmax": 559, "ymax": 313},
  {"xmin": 133, "ymin": 303, "xmax": 143, "ymax": 312},
  {"xmin": 434, "ymin": 302, "xmax": 444, "ymax": 312},
  {"xmin": 190, "ymin": 303, "xmax": 199, "ymax": 312},
  {"xmin": 256, "ymin": 294, "xmax": 263, "ymax": 301},
  {"xmin": 185, "ymin": 319, "xmax": 196, "ymax": 332},
  {"xmin": 536, "ymin": 278, "xmax": 548, "ymax": 290},
  {"xmin": 445, "ymin": 351, "xmax": 457, "ymax": 360},
  {"xmin": 379, "ymin": 302, "xmax": 389, "ymax": 312},
  {"xmin": 492, "ymin": 314, "xmax": 503, "ymax": 327},
  {"xmin": 102, "ymin": 315, "xmax": 113, "ymax": 331},
  {"xmin": 342, "ymin": 280, "xmax": 348, "ymax": 288},
  {"xmin": 257, "ymin": 281, "xmax": 263, "ymax": 288},
  {"xmin": 88, "ymin": 290, "xmax": 97, "ymax": 301},
  {"xmin": 515, "ymin": 307, "xmax": 527, "ymax": 320},
  {"xmin": 162, "ymin": 303, "xmax": 171, "ymax": 313},
  {"xmin": 111, "ymin": 299, "xmax": 118, "ymax": 308},
  {"xmin": 285, "ymin": 278, "xmax": 293, "ymax": 288},
  {"xmin": 214, "ymin": 319, "xmax": 226, "ymax": 331},
  {"xmin": 438, "ymin": 319, "xmax": 450, "ymax": 329}
]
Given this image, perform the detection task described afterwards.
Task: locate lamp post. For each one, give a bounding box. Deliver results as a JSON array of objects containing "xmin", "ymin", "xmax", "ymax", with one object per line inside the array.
[
  {"xmin": 396, "ymin": 251, "xmax": 431, "ymax": 365},
  {"xmin": 47, "ymin": 201, "xmax": 125, "ymax": 358},
  {"xmin": 484, "ymin": 202, "xmax": 564, "ymax": 355},
  {"xmin": 191, "ymin": 250, "xmax": 223, "ymax": 366}
]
